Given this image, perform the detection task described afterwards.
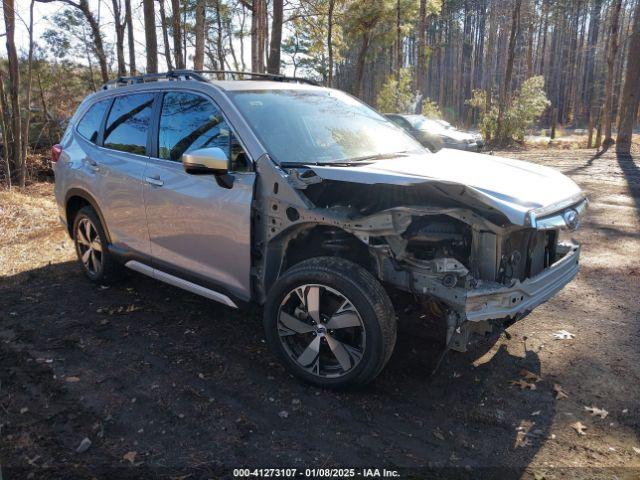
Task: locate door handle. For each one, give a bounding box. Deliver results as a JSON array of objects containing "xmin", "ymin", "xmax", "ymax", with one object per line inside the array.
[{"xmin": 144, "ymin": 176, "xmax": 164, "ymax": 187}]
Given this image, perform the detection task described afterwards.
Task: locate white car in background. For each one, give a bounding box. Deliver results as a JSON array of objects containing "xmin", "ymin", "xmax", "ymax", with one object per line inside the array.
[{"xmin": 386, "ymin": 114, "xmax": 484, "ymax": 152}]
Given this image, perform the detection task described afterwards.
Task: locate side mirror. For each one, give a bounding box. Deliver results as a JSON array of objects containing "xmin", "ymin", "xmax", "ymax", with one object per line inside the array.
[{"xmin": 182, "ymin": 147, "xmax": 229, "ymax": 175}]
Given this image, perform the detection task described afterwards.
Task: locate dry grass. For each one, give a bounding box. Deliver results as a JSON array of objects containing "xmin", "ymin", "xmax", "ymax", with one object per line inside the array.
[
  {"xmin": 0, "ymin": 182, "xmax": 74, "ymax": 283},
  {"xmin": 524, "ymin": 132, "xmax": 640, "ymax": 152}
]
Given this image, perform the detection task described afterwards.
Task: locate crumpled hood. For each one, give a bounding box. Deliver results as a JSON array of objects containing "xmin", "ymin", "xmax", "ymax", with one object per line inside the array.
[{"xmin": 308, "ymin": 149, "xmax": 584, "ymax": 225}]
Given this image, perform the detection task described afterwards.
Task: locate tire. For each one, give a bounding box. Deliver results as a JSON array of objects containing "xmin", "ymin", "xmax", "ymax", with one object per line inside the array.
[
  {"xmin": 72, "ymin": 206, "xmax": 124, "ymax": 284},
  {"xmin": 264, "ymin": 257, "xmax": 397, "ymax": 389}
]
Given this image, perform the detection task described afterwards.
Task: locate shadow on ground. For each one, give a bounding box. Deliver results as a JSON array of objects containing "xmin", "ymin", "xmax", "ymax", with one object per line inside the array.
[{"xmin": 0, "ymin": 260, "xmax": 561, "ymax": 478}]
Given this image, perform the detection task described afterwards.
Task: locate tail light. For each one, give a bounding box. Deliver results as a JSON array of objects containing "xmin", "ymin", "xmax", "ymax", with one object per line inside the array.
[{"xmin": 51, "ymin": 144, "xmax": 62, "ymax": 163}]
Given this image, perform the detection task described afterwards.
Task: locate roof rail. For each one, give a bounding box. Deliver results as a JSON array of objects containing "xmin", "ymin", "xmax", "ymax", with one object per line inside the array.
[
  {"xmin": 184, "ymin": 70, "xmax": 319, "ymax": 85},
  {"xmin": 101, "ymin": 69, "xmax": 318, "ymax": 90}
]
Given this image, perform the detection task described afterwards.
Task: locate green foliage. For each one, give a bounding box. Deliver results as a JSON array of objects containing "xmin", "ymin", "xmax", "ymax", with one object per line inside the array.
[
  {"xmin": 284, "ymin": 2, "xmax": 348, "ymax": 82},
  {"xmin": 376, "ymin": 68, "xmax": 415, "ymax": 113},
  {"xmin": 421, "ymin": 98, "xmax": 442, "ymax": 118},
  {"xmin": 344, "ymin": 0, "xmax": 418, "ymax": 58},
  {"xmin": 467, "ymin": 76, "xmax": 550, "ymax": 143}
]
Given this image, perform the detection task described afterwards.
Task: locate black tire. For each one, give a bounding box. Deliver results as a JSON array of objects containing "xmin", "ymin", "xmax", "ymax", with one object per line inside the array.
[
  {"xmin": 264, "ymin": 257, "xmax": 397, "ymax": 388},
  {"xmin": 72, "ymin": 206, "xmax": 124, "ymax": 284}
]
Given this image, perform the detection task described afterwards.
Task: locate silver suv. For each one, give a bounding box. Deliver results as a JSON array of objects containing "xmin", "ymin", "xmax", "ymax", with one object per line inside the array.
[{"xmin": 53, "ymin": 71, "xmax": 586, "ymax": 388}]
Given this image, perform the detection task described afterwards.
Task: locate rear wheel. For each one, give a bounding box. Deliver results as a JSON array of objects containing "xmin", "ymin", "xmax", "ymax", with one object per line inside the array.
[
  {"xmin": 72, "ymin": 206, "xmax": 123, "ymax": 284},
  {"xmin": 264, "ymin": 257, "xmax": 396, "ymax": 388}
]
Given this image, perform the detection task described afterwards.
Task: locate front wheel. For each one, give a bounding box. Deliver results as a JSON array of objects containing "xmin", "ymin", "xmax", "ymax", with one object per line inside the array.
[{"xmin": 264, "ymin": 257, "xmax": 397, "ymax": 388}]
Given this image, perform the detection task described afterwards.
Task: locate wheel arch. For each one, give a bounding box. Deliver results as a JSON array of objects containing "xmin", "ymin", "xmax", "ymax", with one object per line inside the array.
[
  {"xmin": 64, "ymin": 188, "xmax": 112, "ymax": 243},
  {"xmin": 260, "ymin": 223, "xmax": 377, "ymax": 303}
]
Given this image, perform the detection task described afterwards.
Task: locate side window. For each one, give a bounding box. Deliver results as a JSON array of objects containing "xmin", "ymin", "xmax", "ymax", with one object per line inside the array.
[
  {"xmin": 103, "ymin": 93, "xmax": 154, "ymax": 155},
  {"xmin": 77, "ymin": 99, "xmax": 110, "ymax": 143},
  {"xmin": 158, "ymin": 91, "xmax": 249, "ymax": 171}
]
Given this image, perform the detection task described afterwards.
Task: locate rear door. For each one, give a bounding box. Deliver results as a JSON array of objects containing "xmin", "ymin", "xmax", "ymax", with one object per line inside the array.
[
  {"xmin": 95, "ymin": 92, "xmax": 155, "ymax": 257},
  {"xmin": 143, "ymin": 90, "xmax": 255, "ymax": 301}
]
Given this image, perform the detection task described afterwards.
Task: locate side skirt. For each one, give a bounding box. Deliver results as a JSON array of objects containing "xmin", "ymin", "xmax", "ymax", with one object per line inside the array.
[{"xmin": 124, "ymin": 260, "xmax": 239, "ymax": 309}]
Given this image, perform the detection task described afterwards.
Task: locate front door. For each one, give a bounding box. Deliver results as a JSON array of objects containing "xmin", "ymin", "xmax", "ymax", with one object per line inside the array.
[{"xmin": 143, "ymin": 91, "xmax": 255, "ymax": 301}]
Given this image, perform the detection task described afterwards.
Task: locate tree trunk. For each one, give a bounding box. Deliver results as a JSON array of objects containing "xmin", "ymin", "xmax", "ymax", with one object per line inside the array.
[
  {"xmin": 616, "ymin": 0, "xmax": 640, "ymax": 154},
  {"xmin": 142, "ymin": 0, "xmax": 158, "ymax": 73},
  {"xmin": 538, "ymin": 0, "xmax": 549, "ymax": 75},
  {"xmin": 327, "ymin": 0, "xmax": 335, "ymax": 86},
  {"xmin": 171, "ymin": 0, "xmax": 185, "ymax": 69},
  {"xmin": 396, "ymin": 0, "xmax": 402, "ymax": 83},
  {"xmin": 2, "ymin": 0, "xmax": 23, "ymax": 186},
  {"xmin": 112, "ymin": 0, "xmax": 127, "ymax": 76},
  {"xmin": 583, "ymin": 0, "xmax": 603, "ymax": 125},
  {"xmin": 601, "ymin": 0, "xmax": 623, "ymax": 145},
  {"xmin": 158, "ymin": 0, "xmax": 174, "ymax": 71},
  {"xmin": 0, "ymin": 71, "xmax": 12, "ymax": 188},
  {"xmin": 267, "ymin": 0, "xmax": 283, "ymax": 74},
  {"xmin": 260, "ymin": 0, "xmax": 268, "ymax": 72},
  {"xmin": 239, "ymin": 3, "xmax": 247, "ymax": 71},
  {"xmin": 354, "ymin": 32, "xmax": 371, "ymax": 98},
  {"xmin": 484, "ymin": 0, "xmax": 496, "ymax": 113},
  {"xmin": 124, "ymin": 0, "xmax": 136, "ymax": 74},
  {"xmin": 416, "ymin": 0, "xmax": 427, "ymax": 95},
  {"xmin": 525, "ymin": 1, "xmax": 535, "ymax": 78},
  {"xmin": 496, "ymin": 0, "xmax": 521, "ymax": 143},
  {"xmin": 215, "ymin": 0, "xmax": 225, "ymax": 74},
  {"xmin": 251, "ymin": 0, "xmax": 263, "ymax": 72},
  {"xmin": 595, "ymin": 107, "xmax": 602, "ymax": 149},
  {"xmin": 77, "ymin": 0, "xmax": 109, "ymax": 82},
  {"xmin": 194, "ymin": 0, "xmax": 206, "ymax": 70},
  {"xmin": 22, "ymin": 0, "xmax": 35, "ymax": 174}
]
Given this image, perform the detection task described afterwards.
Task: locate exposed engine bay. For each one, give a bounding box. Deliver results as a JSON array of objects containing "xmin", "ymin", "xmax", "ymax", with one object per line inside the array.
[{"xmin": 252, "ymin": 153, "xmax": 586, "ymax": 352}]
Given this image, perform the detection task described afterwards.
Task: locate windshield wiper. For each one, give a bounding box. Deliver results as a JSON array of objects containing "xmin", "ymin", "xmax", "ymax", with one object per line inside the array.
[
  {"xmin": 281, "ymin": 161, "xmax": 371, "ymax": 167},
  {"xmin": 341, "ymin": 151, "xmax": 410, "ymax": 163},
  {"xmin": 280, "ymin": 151, "xmax": 411, "ymax": 168}
]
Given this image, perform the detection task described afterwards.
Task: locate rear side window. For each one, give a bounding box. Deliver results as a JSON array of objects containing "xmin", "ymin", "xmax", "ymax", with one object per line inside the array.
[
  {"xmin": 77, "ymin": 99, "xmax": 110, "ymax": 143},
  {"xmin": 103, "ymin": 93, "xmax": 154, "ymax": 155},
  {"xmin": 158, "ymin": 92, "xmax": 229, "ymax": 162}
]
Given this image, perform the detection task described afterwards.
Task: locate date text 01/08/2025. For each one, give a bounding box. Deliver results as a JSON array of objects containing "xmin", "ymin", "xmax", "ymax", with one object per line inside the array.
[{"xmin": 232, "ymin": 468, "xmax": 400, "ymax": 478}]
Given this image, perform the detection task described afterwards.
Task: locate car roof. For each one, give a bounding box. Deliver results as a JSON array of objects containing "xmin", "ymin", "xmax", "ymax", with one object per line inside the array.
[
  {"xmin": 77, "ymin": 78, "xmax": 323, "ymax": 111},
  {"xmin": 210, "ymin": 80, "xmax": 322, "ymax": 92}
]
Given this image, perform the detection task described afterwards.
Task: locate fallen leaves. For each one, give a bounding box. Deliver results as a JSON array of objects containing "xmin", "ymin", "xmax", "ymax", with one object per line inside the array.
[
  {"xmin": 519, "ymin": 369, "xmax": 542, "ymax": 383},
  {"xmin": 96, "ymin": 304, "xmax": 141, "ymax": 315},
  {"xmin": 510, "ymin": 379, "xmax": 537, "ymax": 390},
  {"xmin": 584, "ymin": 405, "xmax": 609, "ymax": 419},
  {"xmin": 515, "ymin": 420, "xmax": 535, "ymax": 448},
  {"xmin": 553, "ymin": 329, "xmax": 575, "ymax": 340},
  {"xmin": 570, "ymin": 421, "xmax": 587, "ymax": 436},
  {"xmin": 123, "ymin": 451, "xmax": 137, "ymax": 464},
  {"xmin": 553, "ymin": 383, "xmax": 568, "ymax": 400},
  {"xmin": 65, "ymin": 376, "xmax": 80, "ymax": 383},
  {"xmin": 633, "ymin": 447, "xmax": 640, "ymax": 455}
]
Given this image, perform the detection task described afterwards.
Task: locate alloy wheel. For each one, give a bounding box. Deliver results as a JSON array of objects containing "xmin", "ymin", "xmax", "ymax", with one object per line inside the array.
[
  {"xmin": 277, "ymin": 284, "xmax": 366, "ymax": 378},
  {"xmin": 76, "ymin": 217, "xmax": 103, "ymax": 275}
]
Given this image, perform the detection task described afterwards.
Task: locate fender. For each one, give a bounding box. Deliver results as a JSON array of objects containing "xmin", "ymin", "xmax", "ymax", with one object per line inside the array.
[{"xmin": 64, "ymin": 188, "xmax": 113, "ymax": 243}]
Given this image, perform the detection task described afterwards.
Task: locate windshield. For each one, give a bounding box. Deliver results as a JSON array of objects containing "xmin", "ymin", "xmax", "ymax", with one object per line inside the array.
[{"xmin": 229, "ymin": 89, "xmax": 423, "ymax": 165}]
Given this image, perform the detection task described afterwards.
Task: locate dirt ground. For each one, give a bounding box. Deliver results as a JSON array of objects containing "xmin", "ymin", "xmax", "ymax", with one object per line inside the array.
[{"xmin": 1, "ymin": 147, "xmax": 639, "ymax": 479}]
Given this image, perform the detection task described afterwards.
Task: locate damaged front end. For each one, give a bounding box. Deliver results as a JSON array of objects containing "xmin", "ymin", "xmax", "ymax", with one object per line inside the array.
[{"xmin": 252, "ymin": 153, "xmax": 586, "ymax": 352}]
